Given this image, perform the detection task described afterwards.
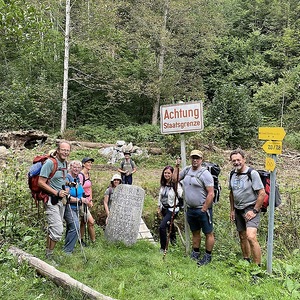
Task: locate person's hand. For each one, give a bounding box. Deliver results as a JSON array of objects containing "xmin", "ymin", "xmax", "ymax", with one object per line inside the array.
[
  {"xmin": 245, "ymin": 210, "xmax": 256, "ymax": 221},
  {"xmin": 175, "ymin": 157, "xmax": 181, "ymax": 167},
  {"xmin": 88, "ymin": 200, "xmax": 93, "ymax": 208},
  {"xmin": 230, "ymin": 210, "xmax": 235, "ymax": 222},
  {"xmin": 105, "ymin": 216, "xmax": 109, "ymax": 225}
]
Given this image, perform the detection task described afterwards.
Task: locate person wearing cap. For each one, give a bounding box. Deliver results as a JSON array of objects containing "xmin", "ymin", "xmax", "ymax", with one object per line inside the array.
[
  {"xmin": 78, "ymin": 157, "xmax": 96, "ymax": 244},
  {"xmin": 103, "ymin": 174, "xmax": 122, "ymax": 225},
  {"xmin": 173, "ymin": 150, "xmax": 215, "ymax": 266},
  {"xmin": 117, "ymin": 151, "xmax": 137, "ymax": 185}
]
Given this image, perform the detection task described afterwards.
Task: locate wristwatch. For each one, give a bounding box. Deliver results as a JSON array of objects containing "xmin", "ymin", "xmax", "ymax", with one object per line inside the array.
[{"xmin": 253, "ymin": 208, "xmax": 260, "ymax": 214}]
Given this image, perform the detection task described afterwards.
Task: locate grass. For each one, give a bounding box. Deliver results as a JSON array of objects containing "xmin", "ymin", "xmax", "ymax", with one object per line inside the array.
[{"xmin": 1, "ymin": 146, "xmax": 300, "ymax": 299}]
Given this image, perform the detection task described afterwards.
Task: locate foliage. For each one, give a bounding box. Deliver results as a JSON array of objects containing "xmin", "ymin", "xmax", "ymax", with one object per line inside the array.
[
  {"xmin": 0, "ymin": 0, "xmax": 299, "ymax": 146},
  {"xmin": 1, "ymin": 147, "xmax": 300, "ymax": 298}
]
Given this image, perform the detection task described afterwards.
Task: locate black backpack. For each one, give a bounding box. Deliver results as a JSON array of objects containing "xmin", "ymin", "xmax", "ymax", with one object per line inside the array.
[
  {"xmin": 183, "ymin": 162, "xmax": 221, "ymax": 204},
  {"xmin": 202, "ymin": 162, "xmax": 221, "ymax": 204},
  {"xmin": 229, "ymin": 168, "xmax": 281, "ymax": 212}
]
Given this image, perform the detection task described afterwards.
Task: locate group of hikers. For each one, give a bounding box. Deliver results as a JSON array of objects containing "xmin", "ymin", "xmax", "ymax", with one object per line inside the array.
[
  {"xmin": 38, "ymin": 141, "xmax": 266, "ymax": 267},
  {"xmin": 38, "ymin": 141, "xmax": 137, "ymax": 260}
]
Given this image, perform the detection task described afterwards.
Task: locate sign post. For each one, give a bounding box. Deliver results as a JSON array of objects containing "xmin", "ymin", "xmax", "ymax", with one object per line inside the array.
[
  {"xmin": 161, "ymin": 101, "xmax": 204, "ymax": 255},
  {"xmin": 259, "ymin": 127, "xmax": 286, "ymax": 274}
]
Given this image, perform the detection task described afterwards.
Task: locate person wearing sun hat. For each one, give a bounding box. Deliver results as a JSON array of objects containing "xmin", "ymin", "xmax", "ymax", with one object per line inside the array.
[
  {"xmin": 103, "ymin": 174, "xmax": 122, "ymax": 225},
  {"xmin": 78, "ymin": 157, "xmax": 96, "ymax": 244},
  {"xmin": 173, "ymin": 150, "xmax": 215, "ymax": 266}
]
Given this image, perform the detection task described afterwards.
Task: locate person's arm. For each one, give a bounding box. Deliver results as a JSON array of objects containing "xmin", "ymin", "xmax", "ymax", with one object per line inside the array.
[
  {"xmin": 131, "ymin": 166, "xmax": 137, "ymax": 174},
  {"xmin": 202, "ymin": 186, "xmax": 214, "ymax": 212},
  {"xmin": 38, "ymin": 177, "xmax": 68, "ymax": 199},
  {"xmin": 118, "ymin": 167, "xmax": 126, "ymax": 174},
  {"xmin": 103, "ymin": 194, "xmax": 109, "ymax": 217},
  {"xmin": 245, "ymin": 188, "xmax": 266, "ymax": 221},
  {"xmin": 229, "ymin": 190, "xmax": 235, "ymax": 222}
]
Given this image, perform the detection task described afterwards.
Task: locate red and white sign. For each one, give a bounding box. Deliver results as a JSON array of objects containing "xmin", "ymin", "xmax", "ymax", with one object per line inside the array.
[{"xmin": 160, "ymin": 101, "xmax": 204, "ymax": 134}]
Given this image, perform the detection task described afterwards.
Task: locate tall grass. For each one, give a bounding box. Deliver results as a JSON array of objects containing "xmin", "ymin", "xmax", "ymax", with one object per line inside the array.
[{"xmin": 0, "ymin": 144, "xmax": 300, "ymax": 299}]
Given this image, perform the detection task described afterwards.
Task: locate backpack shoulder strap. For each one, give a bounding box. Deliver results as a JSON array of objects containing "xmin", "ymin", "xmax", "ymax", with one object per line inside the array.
[
  {"xmin": 130, "ymin": 159, "xmax": 135, "ymax": 169},
  {"xmin": 79, "ymin": 172, "xmax": 86, "ymax": 185},
  {"xmin": 48, "ymin": 157, "xmax": 58, "ymax": 179},
  {"xmin": 246, "ymin": 167, "xmax": 253, "ymax": 181},
  {"xmin": 195, "ymin": 167, "xmax": 207, "ymax": 185},
  {"xmin": 182, "ymin": 166, "xmax": 191, "ymax": 178}
]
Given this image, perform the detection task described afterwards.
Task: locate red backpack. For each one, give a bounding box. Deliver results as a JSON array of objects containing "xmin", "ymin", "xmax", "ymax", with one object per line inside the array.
[{"xmin": 28, "ymin": 155, "xmax": 58, "ymax": 206}]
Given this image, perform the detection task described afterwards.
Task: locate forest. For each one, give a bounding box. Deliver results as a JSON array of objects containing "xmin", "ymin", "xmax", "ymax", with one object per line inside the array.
[{"xmin": 1, "ymin": 0, "xmax": 300, "ymax": 148}]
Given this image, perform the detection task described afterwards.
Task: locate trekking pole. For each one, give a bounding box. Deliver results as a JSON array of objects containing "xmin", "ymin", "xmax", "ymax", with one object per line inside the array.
[
  {"xmin": 63, "ymin": 184, "xmax": 87, "ymax": 262},
  {"xmin": 67, "ymin": 199, "xmax": 87, "ymax": 262},
  {"xmin": 163, "ymin": 164, "xmax": 180, "ymax": 260},
  {"xmin": 83, "ymin": 200, "xmax": 88, "ymax": 245}
]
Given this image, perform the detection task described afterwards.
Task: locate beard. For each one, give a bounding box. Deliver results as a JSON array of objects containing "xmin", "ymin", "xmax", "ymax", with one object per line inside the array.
[{"xmin": 234, "ymin": 164, "xmax": 243, "ymax": 173}]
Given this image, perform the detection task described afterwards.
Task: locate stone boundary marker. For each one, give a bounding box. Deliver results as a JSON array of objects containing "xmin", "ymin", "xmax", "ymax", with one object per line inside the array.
[{"xmin": 105, "ymin": 184, "xmax": 145, "ymax": 245}]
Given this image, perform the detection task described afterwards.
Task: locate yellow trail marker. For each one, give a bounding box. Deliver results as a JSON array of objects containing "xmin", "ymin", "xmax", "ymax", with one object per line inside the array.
[
  {"xmin": 259, "ymin": 127, "xmax": 286, "ymax": 141},
  {"xmin": 265, "ymin": 157, "xmax": 276, "ymax": 171},
  {"xmin": 262, "ymin": 141, "xmax": 282, "ymax": 154}
]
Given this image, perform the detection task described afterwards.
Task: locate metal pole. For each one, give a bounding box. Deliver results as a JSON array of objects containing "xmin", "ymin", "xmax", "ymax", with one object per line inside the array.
[
  {"xmin": 267, "ymin": 154, "xmax": 277, "ymax": 274},
  {"xmin": 180, "ymin": 134, "xmax": 190, "ymax": 255}
]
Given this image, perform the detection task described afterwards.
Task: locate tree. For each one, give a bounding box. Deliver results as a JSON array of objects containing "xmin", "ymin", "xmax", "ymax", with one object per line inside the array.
[{"xmin": 60, "ymin": 0, "xmax": 71, "ymax": 135}]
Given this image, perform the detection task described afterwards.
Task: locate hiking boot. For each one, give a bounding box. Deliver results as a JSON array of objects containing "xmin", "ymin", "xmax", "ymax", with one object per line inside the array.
[
  {"xmin": 190, "ymin": 250, "xmax": 200, "ymax": 261},
  {"xmin": 78, "ymin": 240, "xmax": 87, "ymax": 247},
  {"xmin": 197, "ymin": 253, "xmax": 212, "ymax": 266},
  {"xmin": 170, "ymin": 237, "xmax": 177, "ymax": 246},
  {"xmin": 45, "ymin": 254, "xmax": 59, "ymax": 267}
]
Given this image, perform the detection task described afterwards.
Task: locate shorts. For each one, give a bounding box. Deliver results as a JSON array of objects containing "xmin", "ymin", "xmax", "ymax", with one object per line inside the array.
[
  {"xmin": 80, "ymin": 204, "xmax": 92, "ymax": 221},
  {"xmin": 187, "ymin": 207, "xmax": 213, "ymax": 234},
  {"xmin": 235, "ymin": 205, "xmax": 260, "ymax": 231}
]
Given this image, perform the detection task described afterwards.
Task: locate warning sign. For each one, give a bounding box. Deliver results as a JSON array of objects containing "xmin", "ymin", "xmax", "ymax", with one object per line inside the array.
[{"xmin": 160, "ymin": 102, "xmax": 204, "ymax": 134}]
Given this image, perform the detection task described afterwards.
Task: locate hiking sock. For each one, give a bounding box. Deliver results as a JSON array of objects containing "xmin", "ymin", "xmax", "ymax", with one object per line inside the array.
[
  {"xmin": 205, "ymin": 250, "xmax": 212, "ymax": 255},
  {"xmin": 193, "ymin": 248, "xmax": 200, "ymax": 253},
  {"xmin": 244, "ymin": 257, "xmax": 251, "ymax": 263}
]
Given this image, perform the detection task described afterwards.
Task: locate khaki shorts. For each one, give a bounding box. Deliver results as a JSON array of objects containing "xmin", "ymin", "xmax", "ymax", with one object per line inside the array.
[{"xmin": 80, "ymin": 204, "xmax": 92, "ymax": 222}]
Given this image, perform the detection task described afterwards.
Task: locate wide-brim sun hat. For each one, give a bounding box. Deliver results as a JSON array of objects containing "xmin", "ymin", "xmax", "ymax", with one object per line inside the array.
[
  {"xmin": 82, "ymin": 157, "xmax": 95, "ymax": 164},
  {"xmin": 111, "ymin": 174, "xmax": 122, "ymax": 182},
  {"xmin": 189, "ymin": 150, "xmax": 203, "ymax": 158}
]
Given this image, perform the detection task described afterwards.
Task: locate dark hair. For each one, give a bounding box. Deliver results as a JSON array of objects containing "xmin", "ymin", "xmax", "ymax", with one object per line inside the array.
[
  {"xmin": 230, "ymin": 148, "xmax": 245, "ymax": 160},
  {"xmin": 160, "ymin": 165, "xmax": 175, "ymax": 187}
]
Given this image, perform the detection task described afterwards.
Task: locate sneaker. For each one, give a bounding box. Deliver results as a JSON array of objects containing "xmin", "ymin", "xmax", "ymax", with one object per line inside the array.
[
  {"xmin": 197, "ymin": 253, "xmax": 212, "ymax": 266},
  {"xmin": 190, "ymin": 250, "xmax": 200, "ymax": 261}
]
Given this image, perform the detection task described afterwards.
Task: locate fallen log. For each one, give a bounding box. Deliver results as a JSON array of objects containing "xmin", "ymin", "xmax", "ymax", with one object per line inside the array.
[{"xmin": 8, "ymin": 246, "xmax": 115, "ymax": 300}]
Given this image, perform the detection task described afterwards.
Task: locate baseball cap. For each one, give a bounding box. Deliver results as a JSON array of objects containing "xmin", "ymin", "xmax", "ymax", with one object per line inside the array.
[
  {"xmin": 190, "ymin": 150, "xmax": 203, "ymax": 158},
  {"xmin": 82, "ymin": 157, "xmax": 95, "ymax": 164}
]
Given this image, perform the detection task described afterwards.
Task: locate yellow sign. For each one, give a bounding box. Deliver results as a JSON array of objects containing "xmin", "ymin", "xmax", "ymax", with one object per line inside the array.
[
  {"xmin": 265, "ymin": 157, "xmax": 276, "ymax": 171},
  {"xmin": 258, "ymin": 127, "xmax": 286, "ymax": 141},
  {"xmin": 262, "ymin": 141, "xmax": 283, "ymax": 154}
]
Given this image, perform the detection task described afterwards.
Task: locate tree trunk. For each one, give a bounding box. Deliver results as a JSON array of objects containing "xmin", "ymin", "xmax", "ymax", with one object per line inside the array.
[
  {"xmin": 8, "ymin": 246, "xmax": 115, "ymax": 300},
  {"xmin": 61, "ymin": 0, "xmax": 71, "ymax": 135},
  {"xmin": 151, "ymin": 0, "xmax": 169, "ymax": 125}
]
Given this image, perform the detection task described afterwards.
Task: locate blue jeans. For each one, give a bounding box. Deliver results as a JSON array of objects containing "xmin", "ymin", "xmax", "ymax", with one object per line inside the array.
[
  {"xmin": 159, "ymin": 208, "xmax": 177, "ymax": 250},
  {"xmin": 121, "ymin": 174, "xmax": 133, "ymax": 185},
  {"xmin": 64, "ymin": 205, "xmax": 80, "ymax": 254}
]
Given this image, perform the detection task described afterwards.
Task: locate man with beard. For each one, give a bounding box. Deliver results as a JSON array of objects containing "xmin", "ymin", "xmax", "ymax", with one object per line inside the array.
[{"xmin": 229, "ymin": 149, "xmax": 265, "ymax": 265}]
